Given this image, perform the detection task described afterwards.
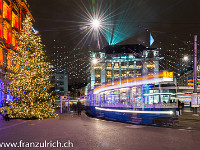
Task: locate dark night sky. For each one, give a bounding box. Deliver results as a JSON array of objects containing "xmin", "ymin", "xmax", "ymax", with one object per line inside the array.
[
  {"xmin": 28, "ymin": 0, "xmax": 200, "ymax": 86},
  {"xmin": 28, "ymin": 0, "xmax": 200, "ymax": 48}
]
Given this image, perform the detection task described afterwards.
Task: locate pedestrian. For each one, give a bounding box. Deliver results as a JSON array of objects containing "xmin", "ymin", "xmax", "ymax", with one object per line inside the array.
[
  {"xmin": 178, "ymin": 100, "xmax": 182, "ymax": 115},
  {"xmin": 77, "ymin": 100, "xmax": 82, "ymax": 115},
  {"xmin": 5, "ymin": 104, "xmax": 10, "ymax": 121}
]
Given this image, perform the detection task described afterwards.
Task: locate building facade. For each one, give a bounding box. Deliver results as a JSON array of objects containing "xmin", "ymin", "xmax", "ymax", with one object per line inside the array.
[
  {"xmin": 0, "ymin": 0, "xmax": 33, "ymax": 107},
  {"xmin": 50, "ymin": 73, "xmax": 68, "ymax": 96},
  {"xmin": 90, "ymin": 44, "xmax": 160, "ymax": 89}
]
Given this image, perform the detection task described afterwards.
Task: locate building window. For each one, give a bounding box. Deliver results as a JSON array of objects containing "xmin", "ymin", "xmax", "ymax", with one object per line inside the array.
[
  {"xmin": 95, "ymin": 69, "xmax": 101, "ymax": 78},
  {"xmin": 0, "ymin": 48, "xmax": 3, "ymax": 66},
  {"xmin": 121, "ymin": 70, "xmax": 126, "ymax": 77},
  {"xmin": 106, "ymin": 62, "xmax": 112, "ymax": 69},
  {"xmin": 114, "ymin": 62, "xmax": 119, "ymax": 68},
  {"xmin": 136, "ymin": 61, "xmax": 142, "ymax": 68},
  {"xmin": 59, "ymin": 75, "xmax": 64, "ymax": 79},
  {"xmin": 106, "ymin": 70, "xmax": 112, "ymax": 77},
  {"xmin": 129, "ymin": 61, "xmax": 134, "ymax": 68},
  {"xmin": 114, "ymin": 70, "xmax": 119, "ymax": 78},
  {"xmin": 121, "ymin": 62, "xmax": 126, "ymax": 68}
]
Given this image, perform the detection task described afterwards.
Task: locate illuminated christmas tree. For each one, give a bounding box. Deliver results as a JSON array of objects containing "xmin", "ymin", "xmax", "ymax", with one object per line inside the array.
[{"xmin": 8, "ymin": 15, "xmax": 57, "ymax": 119}]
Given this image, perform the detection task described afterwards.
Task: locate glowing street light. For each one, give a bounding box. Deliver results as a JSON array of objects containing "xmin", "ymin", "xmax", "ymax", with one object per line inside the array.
[
  {"xmin": 183, "ymin": 56, "xmax": 189, "ymax": 61},
  {"xmin": 91, "ymin": 19, "xmax": 101, "ymax": 30},
  {"xmin": 92, "ymin": 58, "xmax": 98, "ymax": 65}
]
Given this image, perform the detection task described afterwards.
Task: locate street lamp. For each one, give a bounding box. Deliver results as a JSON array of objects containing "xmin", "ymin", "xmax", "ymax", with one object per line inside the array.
[
  {"xmin": 183, "ymin": 56, "xmax": 189, "ymax": 61},
  {"xmin": 92, "ymin": 58, "xmax": 98, "ymax": 65},
  {"xmin": 92, "ymin": 19, "xmax": 100, "ymax": 29}
]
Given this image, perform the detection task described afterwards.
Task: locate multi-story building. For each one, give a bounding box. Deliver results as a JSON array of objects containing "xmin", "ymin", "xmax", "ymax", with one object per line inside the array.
[
  {"xmin": 49, "ymin": 72, "xmax": 68, "ymax": 96},
  {"xmin": 0, "ymin": 0, "xmax": 33, "ymax": 107},
  {"xmin": 90, "ymin": 44, "xmax": 160, "ymax": 89}
]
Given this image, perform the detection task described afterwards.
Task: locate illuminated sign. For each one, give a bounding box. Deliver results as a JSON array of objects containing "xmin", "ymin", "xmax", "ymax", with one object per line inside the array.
[
  {"xmin": 188, "ymin": 77, "xmax": 200, "ymax": 86},
  {"xmin": 163, "ymin": 71, "xmax": 173, "ymax": 78},
  {"xmin": 163, "ymin": 71, "xmax": 173, "ymax": 82}
]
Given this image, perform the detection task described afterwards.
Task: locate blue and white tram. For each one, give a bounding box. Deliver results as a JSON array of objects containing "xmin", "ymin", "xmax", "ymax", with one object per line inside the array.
[{"xmin": 86, "ymin": 72, "xmax": 178, "ymax": 124}]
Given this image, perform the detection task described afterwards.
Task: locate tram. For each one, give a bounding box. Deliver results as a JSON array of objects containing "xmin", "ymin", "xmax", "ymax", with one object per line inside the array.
[{"xmin": 86, "ymin": 71, "xmax": 178, "ymax": 124}]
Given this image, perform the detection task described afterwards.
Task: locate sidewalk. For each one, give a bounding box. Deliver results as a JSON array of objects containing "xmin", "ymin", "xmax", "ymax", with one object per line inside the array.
[{"xmin": 176, "ymin": 109, "xmax": 200, "ymax": 130}]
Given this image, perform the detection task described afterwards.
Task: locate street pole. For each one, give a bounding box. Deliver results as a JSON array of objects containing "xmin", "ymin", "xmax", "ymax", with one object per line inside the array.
[
  {"xmin": 192, "ymin": 35, "xmax": 198, "ymax": 114},
  {"xmin": 60, "ymin": 97, "xmax": 62, "ymax": 114}
]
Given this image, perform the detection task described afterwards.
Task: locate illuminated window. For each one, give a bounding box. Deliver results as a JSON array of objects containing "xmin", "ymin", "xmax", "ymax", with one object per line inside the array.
[
  {"xmin": 0, "ymin": 23, "xmax": 3, "ymax": 38},
  {"xmin": 106, "ymin": 62, "xmax": 112, "ymax": 69},
  {"xmin": 3, "ymin": 1, "xmax": 11, "ymax": 21},
  {"xmin": 3, "ymin": 21, "xmax": 11, "ymax": 43},
  {"xmin": 12, "ymin": 30, "xmax": 17, "ymax": 46},
  {"xmin": 114, "ymin": 70, "xmax": 119, "ymax": 78},
  {"xmin": 106, "ymin": 71, "xmax": 112, "ymax": 77},
  {"xmin": 114, "ymin": 62, "xmax": 119, "ymax": 68},
  {"xmin": 0, "ymin": 48, "xmax": 3, "ymax": 66},
  {"xmin": 121, "ymin": 62, "xmax": 126, "ymax": 68},
  {"xmin": 12, "ymin": 11, "xmax": 19, "ymax": 29},
  {"xmin": 0, "ymin": 0, "xmax": 2, "ymax": 12},
  {"xmin": 121, "ymin": 70, "xmax": 126, "ymax": 77}
]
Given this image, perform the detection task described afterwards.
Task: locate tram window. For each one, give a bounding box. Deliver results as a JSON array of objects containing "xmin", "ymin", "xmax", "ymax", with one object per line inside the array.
[
  {"xmin": 153, "ymin": 95, "xmax": 159, "ymax": 104},
  {"xmin": 161, "ymin": 95, "xmax": 170, "ymax": 103}
]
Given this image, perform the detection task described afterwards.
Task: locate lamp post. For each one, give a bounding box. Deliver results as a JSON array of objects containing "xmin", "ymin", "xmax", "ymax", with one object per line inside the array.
[{"xmin": 192, "ymin": 35, "xmax": 199, "ymax": 114}]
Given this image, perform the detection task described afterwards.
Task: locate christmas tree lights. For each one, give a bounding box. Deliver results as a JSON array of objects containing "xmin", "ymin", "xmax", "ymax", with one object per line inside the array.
[{"xmin": 7, "ymin": 15, "xmax": 57, "ymax": 119}]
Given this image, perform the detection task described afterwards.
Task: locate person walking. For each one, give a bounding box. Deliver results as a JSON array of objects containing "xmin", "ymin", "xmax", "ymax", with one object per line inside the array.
[
  {"xmin": 5, "ymin": 105, "xmax": 10, "ymax": 121},
  {"xmin": 77, "ymin": 100, "xmax": 82, "ymax": 115}
]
